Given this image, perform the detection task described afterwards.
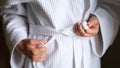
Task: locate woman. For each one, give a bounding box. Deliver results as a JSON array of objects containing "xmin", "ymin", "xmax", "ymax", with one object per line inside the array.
[{"xmin": 0, "ymin": 0, "xmax": 119, "ymax": 68}]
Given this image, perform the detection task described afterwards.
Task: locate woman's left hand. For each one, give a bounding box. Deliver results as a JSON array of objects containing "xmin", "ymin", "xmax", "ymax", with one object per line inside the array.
[{"xmin": 74, "ymin": 15, "xmax": 100, "ymax": 37}]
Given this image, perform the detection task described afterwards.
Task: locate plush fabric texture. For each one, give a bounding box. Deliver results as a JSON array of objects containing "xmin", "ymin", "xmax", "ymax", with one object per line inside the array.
[{"xmin": 1, "ymin": 0, "xmax": 120, "ymax": 68}]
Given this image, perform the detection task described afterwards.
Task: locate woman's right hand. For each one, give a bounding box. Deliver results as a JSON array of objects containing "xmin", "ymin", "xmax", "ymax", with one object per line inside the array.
[{"xmin": 16, "ymin": 39, "xmax": 47, "ymax": 62}]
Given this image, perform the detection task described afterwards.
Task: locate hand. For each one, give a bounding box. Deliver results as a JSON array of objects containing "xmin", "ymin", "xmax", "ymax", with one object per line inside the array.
[
  {"xmin": 74, "ymin": 15, "xmax": 100, "ymax": 37},
  {"xmin": 16, "ymin": 39, "xmax": 47, "ymax": 62}
]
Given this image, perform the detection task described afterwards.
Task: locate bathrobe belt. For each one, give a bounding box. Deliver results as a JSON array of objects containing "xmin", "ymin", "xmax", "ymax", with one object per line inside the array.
[
  {"xmin": 29, "ymin": 25, "xmax": 90, "ymax": 68},
  {"xmin": 29, "ymin": 25, "xmax": 89, "ymax": 40}
]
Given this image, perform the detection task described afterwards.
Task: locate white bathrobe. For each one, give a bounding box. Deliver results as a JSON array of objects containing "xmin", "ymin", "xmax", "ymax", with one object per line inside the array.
[{"xmin": 0, "ymin": 0, "xmax": 120, "ymax": 68}]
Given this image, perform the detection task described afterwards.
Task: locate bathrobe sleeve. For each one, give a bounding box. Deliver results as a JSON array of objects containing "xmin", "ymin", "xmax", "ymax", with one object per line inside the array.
[
  {"xmin": 0, "ymin": 0, "xmax": 33, "ymax": 7},
  {"xmin": 0, "ymin": 4, "xmax": 28, "ymax": 67},
  {"xmin": 90, "ymin": 0, "xmax": 120, "ymax": 57}
]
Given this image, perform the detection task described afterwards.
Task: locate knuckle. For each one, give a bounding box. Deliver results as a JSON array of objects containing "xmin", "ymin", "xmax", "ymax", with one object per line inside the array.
[
  {"xmin": 39, "ymin": 58, "xmax": 45, "ymax": 62},
  {"xmin": 25, "ymin": 44, "xmax": 32, "ymax": 51},
  {"xmin": 31, "ymin": 49, "xmax": 37, "ymax": 56},
  {"xmin": 28, "ymin": 45, "xmax": 34, "ymax": 50},
  {"xmin": 39, "ymin": 48, "xmax": 47, "ymax": 53},
  {"xmin": 28, "ymin": 39, "xmax": 33, "ymax": 44},
  {"xmin": 41, "ymin": 47, "xmax": 47, "ymax": 50},
  {"xmin": 42, "ymin": 51, "xmax": 47, "ymax": 55},
  {"xmin": 85, "ymin": 30, "xmax": 89, "ymax": 33},
  {"xmin": 81, "ymin": 32, "xmax": 86, "ymax": 36}
]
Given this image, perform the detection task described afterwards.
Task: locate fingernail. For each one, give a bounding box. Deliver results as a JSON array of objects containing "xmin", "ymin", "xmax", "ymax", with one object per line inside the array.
[{"xmin": 37, "ymin": 45, "xmax": 42, "ymax": 48}]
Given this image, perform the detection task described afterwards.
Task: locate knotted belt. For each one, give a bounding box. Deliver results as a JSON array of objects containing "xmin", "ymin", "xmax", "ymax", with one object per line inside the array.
[
  {"xmin": 29, "ymin": 25, "xmax": 89, "ymax": 39},
  {"xmin": 29, "ymin": 25, "xmax": 90, "ymax": 68}
]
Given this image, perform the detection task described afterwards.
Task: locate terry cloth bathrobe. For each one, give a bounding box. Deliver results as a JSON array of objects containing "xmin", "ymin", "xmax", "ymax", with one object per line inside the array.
[{"xmin": 0, "ymin": 0, "xmax": 120, "ymax": 68}]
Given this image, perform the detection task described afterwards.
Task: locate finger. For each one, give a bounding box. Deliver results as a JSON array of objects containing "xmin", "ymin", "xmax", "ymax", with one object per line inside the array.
[
  {"xmin": 74, "ymin": 23, "xmax": 81, "ymax": 35},
  {"xmin": 85, "ymin": 29, "xmax": 97, "ymax": 35},
  {"xmin": 74, "ymin": 22, "xmax": 91, "ymax": 37},
  {"xmin": 26, "ymin": 44, "xmax": 38, "ymax": 51},
  {"xmin": 30, "ymin": 47, "xmax": 47, "ymax": 56},
  {"xmin": 16, "ymin": 45, "xmax": 32, "ymax": 58},
  {"xmin": 38, "ymin": 57, "xmax": 46, "ymax": 62},
  {"xmin": 16, "ymin": 40, "xmax": 36, "ymax": 53},
  {"xmin": 85, "ymin": 26, "xmax": 99, "ymax": 36},
  {"xmin": 74, "ymin": 23, "xmax": 89, "ymax": 36},
  {"xmin": 34, "ymin": 57, "xmax": 46, "ymax": 62},
  {"xmin": 87, "ymin": 21, "xmax": 98, "ymax": 28},
  {"xmin": 87, "ymin": 16, "xmax": 99, "ymax": 28},
  {"xmin": 32, "ymin": 52, "xmax": 47, "ymax": 62},
  {"xmin": 78, "ymin": 23, "xmax": 92, "ymax": 37},
  {"xmin": 77, "ymin": 23, "xmax": 87, "ymax": 36},
  {"xmin": 32, "ymin": 51, "xmax": 47, "ymax": 59},
  {"xmin": 27, "ymin": 39, "xmax": 47, "ymax": 45},
  {"xmin": 86, "ymin": 22, "xmax": 99, "ymax": 33}
]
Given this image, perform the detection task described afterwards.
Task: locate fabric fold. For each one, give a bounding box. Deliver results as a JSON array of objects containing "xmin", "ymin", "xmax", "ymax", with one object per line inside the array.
[
  {"xmin": 0, "ymin": 0, "xmax": 34, "ymax": 8},
  {"xmin": 91, "ymin": 6, "xmax": 119, "ymax": 57}
]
